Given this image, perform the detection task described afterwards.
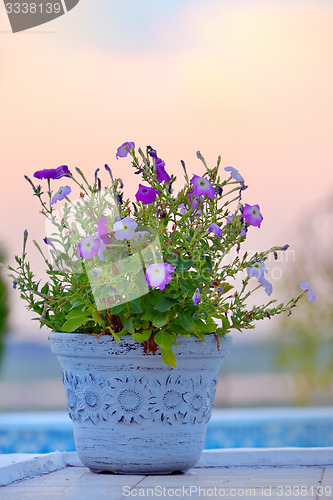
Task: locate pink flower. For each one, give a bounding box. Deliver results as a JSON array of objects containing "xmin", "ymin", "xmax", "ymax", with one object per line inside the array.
[
  {"xmin": 135, "ymin": 184, "xmax": 160, "ymax": 205},
  {"xmin": 77, "ymin": 237, "xmax": 101, "ymax": 259},
  {"xmin": 242, "ymin": 204, "xmax": 263, "ymax": 228},
  {"xmin": 145, "ymin": 263, "xmax": 175, "ymax": 290},
  {"xmin": 190, "ymin": 175, "xmax": 215, "ymax": 199}
]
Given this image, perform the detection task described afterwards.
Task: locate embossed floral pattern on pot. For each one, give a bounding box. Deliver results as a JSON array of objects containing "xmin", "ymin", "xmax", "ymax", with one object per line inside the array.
[
  {"xmin": 150, "ymin": 375, "xmax": 188, "ymax": 424},
  {"xmin": 63, "ymin": 371, "xmax": 112, "ymax": 424},
  {"xmin": 182, "ymin": 376, "xmax": 214, "ymax": 424},
  {"xmin": 107, "ymin": 375, "xmax": 154, "ymax": 424},
  {"xmin": 62, "ymin": 370, "xmax": 219, "ymax": 426},
  {"xmin": 75, "ymin": 374, "xmax": 112, "ymax": 424}
]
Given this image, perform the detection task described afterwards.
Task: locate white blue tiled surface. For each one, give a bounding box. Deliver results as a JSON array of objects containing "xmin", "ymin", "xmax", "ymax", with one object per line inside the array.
[
  {"xmin": 1, "ymin": 408, "xmax": 333, "ymax": 454},
  {"xmin": 205, "ymin": 408, "xmax": 333, "ymax": 448}
]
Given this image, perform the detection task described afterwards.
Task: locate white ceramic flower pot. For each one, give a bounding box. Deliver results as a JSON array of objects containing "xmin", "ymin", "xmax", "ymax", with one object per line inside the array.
[{"xmin": 49, "ymin": 332, "xmax": 232, "ymax": 474}]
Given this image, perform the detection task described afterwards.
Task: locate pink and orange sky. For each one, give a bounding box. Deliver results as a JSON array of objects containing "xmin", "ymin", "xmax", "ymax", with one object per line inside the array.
[{"xmin": 0, "ymin": 0, "xmax": 332, "ymax": 339}]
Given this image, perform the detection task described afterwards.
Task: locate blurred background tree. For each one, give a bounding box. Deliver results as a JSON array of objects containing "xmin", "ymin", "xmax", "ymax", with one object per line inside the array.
[
  {"xmin": 0, "ymin": 249, "xmax": 9, "ymax": 368},
  {"xmin": 275, "ymin": 194, "xmax": 333, "ymax": 404}
]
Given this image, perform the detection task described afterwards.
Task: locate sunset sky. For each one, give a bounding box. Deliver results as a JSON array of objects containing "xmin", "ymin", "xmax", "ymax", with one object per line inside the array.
[{"xmin": 0, "ymin": 0, "xmax": 332, "ymax": 339}]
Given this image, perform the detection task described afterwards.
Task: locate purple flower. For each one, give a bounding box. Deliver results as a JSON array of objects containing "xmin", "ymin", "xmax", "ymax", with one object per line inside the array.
[
  {"xmin": 116, "ymin": 142, "xmax": 135, "ymax": 159},
  {"xmin": 13, "ymin": 280, "xmax": 18, "ymax": 289},
  {"xmin": 135, "ymin": 184, "xmax": 160, "ymax": 205},
  {"xmin": 261, "ymin": 278, "xmax": 273, "ymax": 296},
  {"xmin": 208, "ymin": 223, "xmax": 222, "ymax": 238},
  {"xmin": 148, "ymin": 148, "xmax": 157, "ymax": 159},
  {"xmin": 188, "ymin": 191, "xmax": 203, "ymax": 215},
  {"xmin": 96, "ymin": 239, "xmax": 107, "ymax": 261},
  {"xmin": 51, "ymin": 186, "xmax": 71, "ymax": 205},
  {"xmin": 178, "ymin": 203, "xmax": 187, "ymax": 215},
  {"xmin": 224, "ymin": 166, "xmax": 244, "ymax": 184},
  {"xmin": 113, "ymin": 217, "xmax": 137, "ymax": 241},
  {"xmin": 190, "ymin": 175, "xmax": 215, "ymax": 199},
  {"xmin": 247, "ymin": 261, "xmax": 266, "ymax": 282},
  {"xmin": 77, "ymin": 237, "xmax": 101, "ymax": 259},
  {"xmin": 96, "ymin": 216, "xmax": 110, "ymax": 244},
  {"xmin": 299, "ymin": 282, "xmax": 316, "ymax": 304},
  {"xmin": 34, "ymin": 165, "xmax": 72, "ymax": 180},
  {"xmin": 155, "ymin": 157, "xmax": 171, "ymax": 183},
  {"xmin": 145, "ymin": 262, "xmax": 175, "ymax": 290},
  {"xmin": 178, "ymin": 196, "xmax": 202, "ymax": 217},
  {"xmin": 43, "ymin": 237, "xmax": 60, "ymax": 257},
  {"xmin": 247, "ymin": 261, "xmax": 272, "ymax": 296},
  {"xmin": 193, "ymin": 288, "xmax": 201, "ymax": 305},
  {"xmin": 93, "ymin": 268, "xmax": 99, "ymax": 278},
  {"xmin": 104, "ymin": 164, "xmax": 114, "ymax": 181},
  {"xmin": 242, "ymin": 204, "xmax": 263, "ymax": 228}
]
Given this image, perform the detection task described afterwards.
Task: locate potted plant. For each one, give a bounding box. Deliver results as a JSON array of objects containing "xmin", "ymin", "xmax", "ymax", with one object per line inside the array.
[{"xmin": 4, "ymin": 143, "xmax": 315, "ymax": 474}]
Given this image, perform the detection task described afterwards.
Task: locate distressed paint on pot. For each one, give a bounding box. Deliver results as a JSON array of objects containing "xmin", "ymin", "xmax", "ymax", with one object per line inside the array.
[{"xmin": 49, "ymin": 332, "xmax": 232, "ymax": 474}]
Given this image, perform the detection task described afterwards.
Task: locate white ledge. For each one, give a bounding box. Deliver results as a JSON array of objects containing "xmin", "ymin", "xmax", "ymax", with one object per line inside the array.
[
  {"xmin": 0, "ymin": 451, "xmax": 82, "ymax": 486},
  {"xmin": 197, "ymin": 447, "xmax": 333, "ymax": 468},
  {"xmin": 1, "ymin": 448, "xmax": 333, "ymax": 487}
]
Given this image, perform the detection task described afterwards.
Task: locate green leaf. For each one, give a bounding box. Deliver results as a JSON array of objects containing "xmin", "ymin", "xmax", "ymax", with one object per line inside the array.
[
  {"xmin": 132, "ymin": 329, "xmax": 152, "ymax": 342},
  {"xmin": 194, "ymin": 318, "xmax": 216, "ymax": 334},
  {"xmin": 204, "ymin": 255, "xmax": 213, "ymax": 273},
  {"xmin": 176, "ymin": 258, "xmax": 193, "ymax": 273},
  {"xmin": 214, "ymin": 327, "xmax": 229, "ymax": 336},
  {"xmin": 129, "ymin": 300, "xmax": 142, "ymax": 314},
  {"xmin": 91, "ymin": 311, "xmax": 103, "ymax": 326},
  {"xmin": 154, "ymin": 297, "xmax": 178, "ymax": 313},
  {"xmin": 221, "ymin": 316, "xmax": 231, "ymax": 329},
  {"xmin": 219, "ymin": 283, "xmax": 233, "ymax": 294},
  {"xmin": 193, "ymin": 330, "xmax": 205, "ymax": 341},
  {"xmin": 66, "ymin": 307, "xmax": 90, "ymax": 320},
  {"xmin": 179, "ymin": 311, "xmax": 196, "ymax": 332},
  {"xmin": 170, "ymin": 319, "xmax": 190, "ymax": 336},
  {"xmin": 152, "ymin": 313, "xmax": 169, "ymax": 328},
  {"xmin": 122, "ymin": 317, "xmax": 135, "ymax": 334},
  {"xmin": 109, "ymin": 303, "xmax": 126, "ymax": 315},
  {"xmin": 154, "ymin": 330, "xmax": 174, "ymax": 350},
  {"xmin": 107, "ymin": 329, "xmax": 121, "ymax": 342},
  {"xmin": 141, "ymin": 305, "xmax": 154, "ymax": 322},
  {"xmin": 69, "ymin": 299, "xmax": 85, "ymax": 310},
  {"xmin": 161, "ymin": 348, "xmax": 177, "ymax": 367},
  {"xmin": 62, "ymin": 315, "xmax": 90, "ymax": 332},
  {"xmin": 40, "ymin": 283, "xmax": 49, "ymax": 295}
]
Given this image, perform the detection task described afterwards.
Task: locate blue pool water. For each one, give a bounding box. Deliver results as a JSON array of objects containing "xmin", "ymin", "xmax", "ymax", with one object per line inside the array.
[{"xmin": 1, "ymin": 408, "xmax": 333, "ymax": 454}]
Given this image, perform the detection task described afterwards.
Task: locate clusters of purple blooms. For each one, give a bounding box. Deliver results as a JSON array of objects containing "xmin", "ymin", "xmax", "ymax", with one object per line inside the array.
[{"xmin": 30, "ymin": 142, "xmax": 316, "ymax": 306}]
